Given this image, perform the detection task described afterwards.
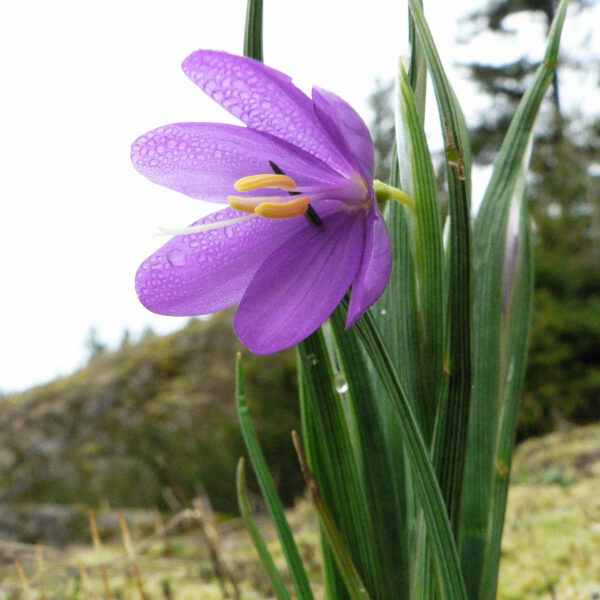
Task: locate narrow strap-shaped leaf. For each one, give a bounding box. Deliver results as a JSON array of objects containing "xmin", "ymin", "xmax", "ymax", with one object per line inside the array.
[
  {"xmin": 408, "ymin": 0, "xmax": 472, "ymax": 194},
  {"xmin": 293, "ymin": 432, "xmax": 374, "ymax": 600},
  {"xmin": 236, "ymin": 458, "xmax": 292, "ymax": 600},
  {"xmin": 480, "ymin": 185, "xmax": 534, "ymax": 600},
  {"xmin": 345, "ymin": 300, "xmax": 468, "ymax": 600},
  {"xmin": 460, "ymin": 2, "xmax": 568, "ymax": 598},
  {"xmin": 329, "ymin": 307, "xmax": 410, "ymax": 599},
  {"xmin": 408, "ymin": 0, "xmax": 427, "ymax": 122},
  {"xmin": 374, "ymin": 152, "xmax": 422, "ymax": 584},
  {"xmin": 376, "ymin": 157, "xmax": 425, "ymax": 435},
  {"xmin": 408, "ymin": 0, "xmax": 473, "ymax": 539},
  {"xmin": 235, "ymin": 356, "xmax": 314, "ymax": 600},
  {"xmin": 395, "ymin": 61, "xmax": 444, "ymax": 439},
  {"xmin": 297, "ymin": 360, "xmax": 347, "ymax": 600},
  {"xmin": 298, "ymin": 332, "xmax": 385, "ymax": 600},
  {"xmin": 243, "ymin": 0, "xmax": 263, "ymax": 62}
]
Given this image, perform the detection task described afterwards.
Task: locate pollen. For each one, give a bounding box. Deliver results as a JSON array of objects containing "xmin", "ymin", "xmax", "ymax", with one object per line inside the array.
[{"xmin": 234, "ymin": 173, "xmax": 297, "ymax": 192}]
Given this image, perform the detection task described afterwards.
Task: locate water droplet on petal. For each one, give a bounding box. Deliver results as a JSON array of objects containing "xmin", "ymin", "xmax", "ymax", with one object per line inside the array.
[{"xmin": 167, "ymin": 249, "xmax": 186, "ymax": 267}]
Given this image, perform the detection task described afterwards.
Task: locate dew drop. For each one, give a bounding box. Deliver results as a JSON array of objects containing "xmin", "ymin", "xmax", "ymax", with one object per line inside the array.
[
  {"xmin": 307, "ymin": 353, "xmax": 318, "ymax": 366},
  {"xmin": 334, "ymin": 373, "xmax": 348, "ymax": 394},
  {"xmin": 380, "ymin": 308, "xmax": 387, "ymax": 316},
  {"xmin": 167, "ymin": 249, "xmax": 186, "ymax": 267}
]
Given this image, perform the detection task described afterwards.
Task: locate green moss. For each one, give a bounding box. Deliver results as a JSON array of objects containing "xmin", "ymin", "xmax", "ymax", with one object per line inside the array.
[{"xmin": 0, "ymin": 312, "xmax": 300, "ymax": 520}]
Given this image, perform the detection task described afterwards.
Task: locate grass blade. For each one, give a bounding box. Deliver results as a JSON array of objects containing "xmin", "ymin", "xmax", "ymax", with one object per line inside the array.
[
  {"xmin": 243, "ymin": 0, "xmax": 263, "ymax": 61},
  {"xmin": 407, "ymin": 0, "xmax": 427, "ymax": 122},
  {"xmin": 235, "ymin": 355, "xmax": 314, "ymax": 600},
  {"xmin": 236, "ymin": 458, "xmax": 292, "ymax": 600}
]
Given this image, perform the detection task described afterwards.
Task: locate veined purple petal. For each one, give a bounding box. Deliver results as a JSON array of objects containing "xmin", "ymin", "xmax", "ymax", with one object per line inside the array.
[
  {"xmin": 312, "ymin": 87, "xmax": 375, "ymax": 186},
  {"xmin": 181, "ymin": 50, "xmax": 354, "ymax": 177},
  {"xmin": 234, "ymin": 209, "xmax": 365, "ymax": 353},
  {"xmin": 135, "ymin": 207, "xmax": 312, "ymax": 316},
  {"xmin": 131, "ymin": 123, "xmax": 343, "ymax": 203},
  {"xmin": 346, "ymin": 204, "xmax": 392, "ymax": 327}
]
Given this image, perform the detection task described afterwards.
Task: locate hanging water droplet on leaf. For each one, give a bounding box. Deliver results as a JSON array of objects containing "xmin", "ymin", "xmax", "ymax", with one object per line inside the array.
[{"xmin": 334, "ymin": 373, "xmax": 348, "ymax": 394}]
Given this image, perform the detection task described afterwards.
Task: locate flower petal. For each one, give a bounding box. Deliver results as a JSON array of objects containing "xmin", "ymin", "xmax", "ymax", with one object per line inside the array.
[
  {"xmin": 234, "ymin": 209, "xmax": 365, "ymax": 353},
  {"xmin": 346, "ymin": 204, "xmax": 392, "ymax": 327},
  {"xmin": 312, "ymin": 86, "xmax": 375, "ymax": 185},
  {"xmin": 181, "ymin": 50, "xmax": 354, "ymax": 177},
  {"xmin": 131, "ymin": 122, "xmax": 342, "ymax": 203},
  {"xmin": 135, "ymin": 206, "xmax": 312, "ymax": 316}
]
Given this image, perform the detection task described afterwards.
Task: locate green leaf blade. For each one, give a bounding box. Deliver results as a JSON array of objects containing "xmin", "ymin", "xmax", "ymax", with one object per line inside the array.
[
  {"xmin": 235, "ymin": 356, "xmax": 314, "ymax": 600},
  {"xmin": 346, "ymin": 302, "xmax": 468, "ymax": 600},
  {"xmin": 243, "ymin": 0, "xmax": 263, "ymax": 61},
  {"xmin": 329, "ymin": 308, "xmax": 410, "ymax": 599},
  {"xmin": 395, "ymin": 62, "xmax": 445, "ymax": 438},
  {"xmin": 236, "ymin": 458, "xmax": 292, "ymax": 600},
  {"xmin": 298, "ymin": 332, "xmax": 386, "ymax": 600},
  {"xmin": 407, "ymin": 0, "xmax": 474, "ymax": 541}
]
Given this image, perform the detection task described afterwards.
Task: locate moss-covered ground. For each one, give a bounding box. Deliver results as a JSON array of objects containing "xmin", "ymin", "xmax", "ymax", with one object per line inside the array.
[{"xmin": 2, "ymin": 423, "xmax": 599, "ymax": 599}]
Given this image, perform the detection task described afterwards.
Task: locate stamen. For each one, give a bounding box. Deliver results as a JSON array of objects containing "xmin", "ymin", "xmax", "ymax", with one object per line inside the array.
[
  {"xmin": 234, "ymin": 173, "xmax": 297, "ymax": 192},
  {"xmin": 157, "ymin": 213, "xmax": 255, "ymax": 236},
  {"xmin": 255, "ymin": 196, "xmax": 311, "ymax": 219},
  {"xmin": 269, "ymin": 160, "xmax": 323, "ymax": 227},
  {"xmin": 228, "ymin": 195, "xmax": 273, "ymax": 213}
]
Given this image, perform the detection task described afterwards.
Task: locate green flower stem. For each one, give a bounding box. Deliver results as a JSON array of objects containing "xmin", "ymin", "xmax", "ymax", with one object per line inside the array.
[{"xmin": 373, "ymin": 180, "xmax": 414, "ymax": 210}]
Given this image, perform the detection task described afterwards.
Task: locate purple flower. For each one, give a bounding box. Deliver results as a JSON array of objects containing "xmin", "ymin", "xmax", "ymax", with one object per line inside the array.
[{"xmin": 132, "ymin": 50, "xmax": 391, "ymax": 354}]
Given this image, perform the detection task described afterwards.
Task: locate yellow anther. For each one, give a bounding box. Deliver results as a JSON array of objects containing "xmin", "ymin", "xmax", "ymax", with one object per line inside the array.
[
  {"xmin": 255, "ymin": 196, "xmax": 311, "ymax": 219},
  {"xmin": 234, "ymin": 173, "xmax": 297, "ymax": 192},
  {"xmin": 228, "ymin": 195, "xmax": 263, "ymax": 213}
]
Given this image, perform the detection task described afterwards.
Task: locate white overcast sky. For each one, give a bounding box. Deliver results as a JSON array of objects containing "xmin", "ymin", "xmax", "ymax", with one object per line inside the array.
[{"xmin": 1, "ymin": 0, "xmax": 597, "ymax": 392}]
